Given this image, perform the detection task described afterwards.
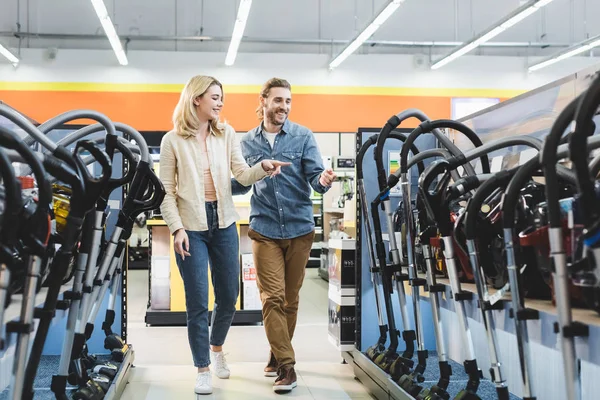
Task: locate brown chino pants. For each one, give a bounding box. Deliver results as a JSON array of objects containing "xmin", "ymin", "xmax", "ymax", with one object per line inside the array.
[{"xmin": 247, "ymin": 229, "xmax": 315, "ymax": 368}]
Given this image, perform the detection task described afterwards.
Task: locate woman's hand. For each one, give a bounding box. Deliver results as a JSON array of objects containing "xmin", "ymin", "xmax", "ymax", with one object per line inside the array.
[
  {"xmin": 261, "ymin": 159, "xmax": 292, "ymax": 178},
  {"xmin": 174, "ymin": 229, "xmax": 191, "ymax": 260}
]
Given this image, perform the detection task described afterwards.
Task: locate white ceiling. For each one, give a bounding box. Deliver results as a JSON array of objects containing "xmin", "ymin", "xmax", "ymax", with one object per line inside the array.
[{"xmin": 1, "ymin": 0, "xmax": 599, "ymax": 60}]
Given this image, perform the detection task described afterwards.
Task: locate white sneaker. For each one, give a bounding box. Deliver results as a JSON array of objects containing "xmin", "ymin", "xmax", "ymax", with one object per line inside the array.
[
  {"xmin": 195, "ymin": 371, "xmax": 212, "ymax": 395},
  {"xmin": 210, "ymin": 350, "xmax": 231, "ymax": 379}
]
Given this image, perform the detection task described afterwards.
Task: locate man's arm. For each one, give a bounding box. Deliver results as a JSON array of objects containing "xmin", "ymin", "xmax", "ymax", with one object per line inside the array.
[
  {"xmin": 231, "ymin": 178, "xmax": 252, "ymax": 195},
  {"xmin": 302, "ymin": 132, "xmax": 332, "ymax": 194},
  {"xmin": 231, "ymin": 132, "xmax": 255, "ymax": 196}
]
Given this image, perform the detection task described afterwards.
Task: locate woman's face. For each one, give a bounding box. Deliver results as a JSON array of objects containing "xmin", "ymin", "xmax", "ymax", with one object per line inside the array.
[{"xmin": 194, "ymin": 84, "xmax": 223, "ymax": 122}]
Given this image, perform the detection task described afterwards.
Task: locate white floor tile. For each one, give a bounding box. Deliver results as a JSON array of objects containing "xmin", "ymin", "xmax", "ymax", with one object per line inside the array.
[{"xmin": 121, "ymin": 269, "xmax": 373, "ymax": 400}]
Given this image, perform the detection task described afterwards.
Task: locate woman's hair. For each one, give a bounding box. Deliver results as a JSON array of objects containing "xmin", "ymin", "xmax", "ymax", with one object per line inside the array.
[
  {"xmin": 256, "ymin": 77, "xmax": 291, "ymax": 120},
  {"xmin": 173, "ymin": 75, "xmax": 225, "ymax": 137}
]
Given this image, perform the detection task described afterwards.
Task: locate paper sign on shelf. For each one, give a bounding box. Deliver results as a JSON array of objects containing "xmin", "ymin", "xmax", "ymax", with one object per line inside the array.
[{"xmin": 388, "ymin": 151, "xmax": 403, "ymax": 197}]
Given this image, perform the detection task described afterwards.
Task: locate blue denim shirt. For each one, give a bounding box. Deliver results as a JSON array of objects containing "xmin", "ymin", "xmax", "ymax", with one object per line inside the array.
[{"xmin": 233, "ymin": 119, "xmax": 330, "ymax": 239}]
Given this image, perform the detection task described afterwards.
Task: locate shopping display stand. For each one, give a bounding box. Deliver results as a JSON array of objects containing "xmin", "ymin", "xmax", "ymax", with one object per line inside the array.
[
  {"xmin": 0, "ymin": 108, "xmax": 138, "ymax": 398},
  {"xmin": 347, "ymin": 66, "xmax": 600, "ymax": 400},
  {"xmin": 144, "ymin": 219, "xmax": 264, "ymax": 326},
  {"xmin": 339, "ymin": 127, "xmax": 436, "ymax": 400}
]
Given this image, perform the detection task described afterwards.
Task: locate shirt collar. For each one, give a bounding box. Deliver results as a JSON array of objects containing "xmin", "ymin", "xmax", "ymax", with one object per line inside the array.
[{"xmin": 255, "ymin": 119, "xmax": 291, "ymax": 137}]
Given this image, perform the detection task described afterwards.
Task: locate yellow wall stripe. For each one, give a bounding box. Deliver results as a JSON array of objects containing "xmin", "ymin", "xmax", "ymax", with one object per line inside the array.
[{"xmin": 0, "ymin": 80, "xmax": 525, "ymax": 98}]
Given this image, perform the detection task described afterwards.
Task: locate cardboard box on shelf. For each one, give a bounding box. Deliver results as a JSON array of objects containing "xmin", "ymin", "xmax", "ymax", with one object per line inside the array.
[
  {"xmin": 241, "ymin": 253, "xmax": 257, "ymax": 282},
  {"xmin": 243, "ymin": 280, "xmax": 262, "ymax": 310},
  {"xmin": 150, "ymin": 255, "xmax": 170, "ymax": 310},
  {"xmin": 327, "ymin": 295, "xmax": 356, "ymax": 351},
  {"xmin": 328, "ymin": 239, "xmax": 356, "ymax": 297}
]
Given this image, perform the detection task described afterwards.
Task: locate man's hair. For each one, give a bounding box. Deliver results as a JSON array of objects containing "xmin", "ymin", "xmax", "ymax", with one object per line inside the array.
[{"xmin": 256, "ymin": 77, "xmax": 292, "ymax": 120}]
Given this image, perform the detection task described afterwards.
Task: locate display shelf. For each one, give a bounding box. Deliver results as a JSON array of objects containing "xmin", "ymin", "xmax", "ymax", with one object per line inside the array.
[
  {"xmin": 103, "ymin": 345, "xmax": 135, "ymax": 400},
  {"xmin": 145, "ymin": 309, "xmax": 263, "ymax": 326},
  {"xmin": 307, "ymin": 257, "xmax": 320, "ymax": 268},
  {"xmin": 342, "ymin": 350, "xmax": 413, "ymax": 400},
  {"xmin": 434, "ymin": 277, "xmax": 511, "ymax": 302},
  {"xmin": 420, "ymin": 275, "xmax": 600, "ymax": 328},
  {"xmin": 526, "ymin": 298, "xmax": 600, "ymax": 328},
  {"xmin": 145, "ymin": 219, "xmax": 264, "ymax": 327},
  {"xmin": 2, "ymin": 282, "xmax": 71, "ymax": 328}
]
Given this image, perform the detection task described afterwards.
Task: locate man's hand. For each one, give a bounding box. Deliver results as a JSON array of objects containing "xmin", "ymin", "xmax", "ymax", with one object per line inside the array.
[
  {"xmin": 261, "ymin": 159, "xmax": 292, "ymax": 177},
  {"xmin": 319, "ymin": 168, "xmax": 336, "ymax": 187}
]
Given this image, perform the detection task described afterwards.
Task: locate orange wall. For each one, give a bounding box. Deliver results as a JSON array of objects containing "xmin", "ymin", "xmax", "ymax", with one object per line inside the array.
[{"xmin": 0, "ymin": 89, "xmax": 511, "ymax": 132}]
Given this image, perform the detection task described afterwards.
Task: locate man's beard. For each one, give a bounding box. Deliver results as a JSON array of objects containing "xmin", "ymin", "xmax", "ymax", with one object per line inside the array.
[{"xmin": 267, "ymin": 108, "xmax": 286, "ymax": 126}]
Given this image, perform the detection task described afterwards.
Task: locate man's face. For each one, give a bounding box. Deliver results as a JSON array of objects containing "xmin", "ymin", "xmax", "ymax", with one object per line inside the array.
[{"xmin": 262, "ymin": 87, "xmax": 292, "ymax": 127}]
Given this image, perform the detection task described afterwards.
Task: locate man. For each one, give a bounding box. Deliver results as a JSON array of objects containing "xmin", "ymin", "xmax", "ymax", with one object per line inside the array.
[{"xmin": 238, "ymin": 78, "xmax": 336, "ymax": 393}]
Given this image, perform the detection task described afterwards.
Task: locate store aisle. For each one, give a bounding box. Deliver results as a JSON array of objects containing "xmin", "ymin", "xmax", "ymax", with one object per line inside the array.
[{"xmin": 121, "ymin": 268, "xmax": 374, "ymax": 399}]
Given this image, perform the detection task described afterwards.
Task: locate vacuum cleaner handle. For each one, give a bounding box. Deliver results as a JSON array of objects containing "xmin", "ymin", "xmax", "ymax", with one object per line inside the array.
[
  {"xmin": 460, "ymin": 136, "xmax": 542, "ymax": 166},
  {"xmin": 55, "ymin": 121, "xmax": 150, "ymax": 164},
  {"xmin": 0, "ymin": 104, "xmax": 57, "ymax": 152},
  {"xmin": 464, "ymin": 169, "xmax": 516, "ymax": 241},
  {"xmin": 95, "ymin": 134, "xmax": 139, "ymax": 211},
  {"xmin": 118, "ymin": 161, "xmax": 166, "ymax": 234},
  {"xmin": 356, "ymin": 135, "xmax": 378, "ymax": 180},
  {"xmin": 571, "ymin": 74, "xmax": 600, "ymax": 235},
  {"xmin": 105, "ymin": 133, "xmax": 138, "ymax": 187},
  {"xmin": 42, "ymin": 155, "xmax": 82, "ymax": 195},
  {"xmin": 72, "ymin": 140, "xmax": 113, "ymax": 209},
  {"xmin": 417, "ymin": 160, "xmax": 454, "ymax": 236},
  {"xmin": 401, "ymin": 119, "xmax": 490, "ymax": 176},
  {"xmin": 388, "ymin": 132, "xmax": 425, "ymax": 176},
  {"xmin": 0, "ymin": 147, "xmax": 22, "ymax": 249},
  {"xmin": 376, "ymin": 109, "xmax": 476, "ymax": 179},
  {"xmin": 0, "ymin": 126, "xmax": 53, "ymax": 211},
  {"xmin": 542, "ymin": 95, "xmax": 581, "ymax": 228},
  {"xmin": 0, "ymin": 126, "xmax": 53, "ymax": 255}
]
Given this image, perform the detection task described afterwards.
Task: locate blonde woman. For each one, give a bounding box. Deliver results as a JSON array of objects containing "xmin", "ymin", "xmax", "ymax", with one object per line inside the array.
[{"xmin": 159, "ymin": 75, "xmax": 289, "ymax": 395}]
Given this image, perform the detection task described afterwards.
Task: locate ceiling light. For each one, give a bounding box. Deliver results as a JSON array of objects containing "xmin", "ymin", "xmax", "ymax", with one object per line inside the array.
[
  {"xmin": 90, "ymin": 0, "xmax": 128, "ymax": 66},
  {"xmin": 0, "ymin": 42, "xmax": 19, "ymax": 65},
  {"xmin": 528, "ymin": 34, "xmax": 600, "ymax": 72},
  {"xmin": 225, "ymin": 0, "xmax": 253, "ymax": 66},
  {"xmin": 431, "ymin": 0, "xmax": 554, "ymax": 70},
  {"xmin": 329, "ymin": 0, "xmax": 405, "ymax": 70}
]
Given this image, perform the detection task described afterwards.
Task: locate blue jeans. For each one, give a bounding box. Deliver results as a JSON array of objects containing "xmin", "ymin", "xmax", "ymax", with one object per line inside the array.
[{"xmin": 174, "ymin": 201, "xmax": 240, "ymax": 368}]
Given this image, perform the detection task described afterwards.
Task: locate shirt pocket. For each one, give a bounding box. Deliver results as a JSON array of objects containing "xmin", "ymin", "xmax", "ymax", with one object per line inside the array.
[
  {"xmin": 246, "ymin": 154, "xmax": 263, "ymax": 166},
  {"xmin": 281, "ymin": 151, "xmax": 302, "ymax": 164}
]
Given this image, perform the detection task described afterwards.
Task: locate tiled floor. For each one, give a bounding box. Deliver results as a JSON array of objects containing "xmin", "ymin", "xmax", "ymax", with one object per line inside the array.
[{"xmin": 122, "ymin": 268, "xmax": 374, "ymax": 399}]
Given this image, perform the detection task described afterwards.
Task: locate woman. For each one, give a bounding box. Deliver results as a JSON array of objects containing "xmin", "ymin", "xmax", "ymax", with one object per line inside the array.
[{"xmin": 159, "ymin": 75, "xmax": 289, "ymax": 395}]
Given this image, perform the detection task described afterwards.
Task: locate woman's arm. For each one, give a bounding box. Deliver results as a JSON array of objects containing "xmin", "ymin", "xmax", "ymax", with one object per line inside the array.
[{"xmin": 159, "ymin": 135, "xmax": 184, "ymax": 234}]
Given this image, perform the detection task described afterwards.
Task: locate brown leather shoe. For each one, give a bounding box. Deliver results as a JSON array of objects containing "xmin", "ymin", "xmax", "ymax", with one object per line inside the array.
[
  {"xmin": 273, "ymin": 365, "xmax": 297, "ymax": 393},
  {"xmin": 264, "ymin": 352, "xmax": 278, "ymax": 377}
]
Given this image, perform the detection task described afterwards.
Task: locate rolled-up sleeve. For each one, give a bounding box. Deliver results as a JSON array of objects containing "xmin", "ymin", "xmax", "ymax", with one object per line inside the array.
[
  {"xmin": 302, "ymin": 131, "xmax": 330, "ymax": 194},
  {"xmin": 229, "ymin": 126, "xmax": 268, "ymax": 186},
  {"xmin": 159, "ymin": 136, "xmax": 184, "ymax": 235}
]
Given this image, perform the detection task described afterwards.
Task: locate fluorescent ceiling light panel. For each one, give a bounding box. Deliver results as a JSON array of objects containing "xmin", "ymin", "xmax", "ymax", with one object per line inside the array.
[
  {"xmin": 0, "ymin": 43, "xmax": 19, "ymax": 65},
  {"xmin": 329, "ymin": 0, "xmax": 405, "ymax": 70},
  {"xmin": 90, "ymin": 0, "xmax": 128, "ymax": 65},
  {"xmin": 225, "ymin": 0, "xmax": 253, "ymax": 66},
  {"xmin": 431, "ymin": 0, "xmax": 554, "ymax": 70},
  {"xmin": 528, "ymin": 33, "xmax": 600, "ymax": 72}
]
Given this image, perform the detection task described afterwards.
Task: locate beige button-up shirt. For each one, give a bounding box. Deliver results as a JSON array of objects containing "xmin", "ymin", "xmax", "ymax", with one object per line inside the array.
[{"xmin": 159, "ymin": 123, "xmax": 267, "ymax": 234}]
